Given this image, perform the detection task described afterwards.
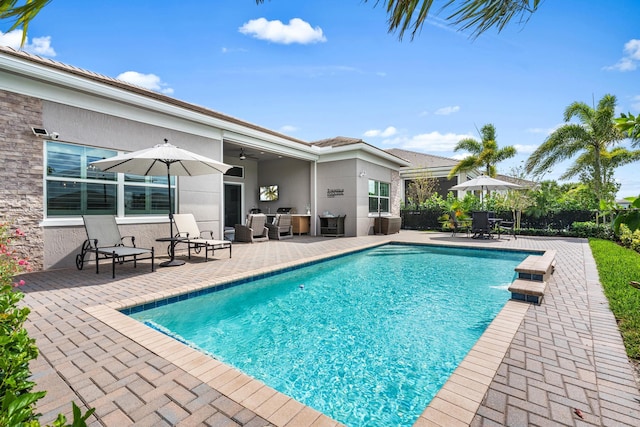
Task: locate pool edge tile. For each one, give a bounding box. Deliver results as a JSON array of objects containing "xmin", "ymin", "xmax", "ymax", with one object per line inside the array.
[
  {"xmin": 83, "ymin": 244, "xmax": 531, "ymax": 427},
  {"xmin": 415, "ymin": 300, "xmax": 530, "ymax": 426}
]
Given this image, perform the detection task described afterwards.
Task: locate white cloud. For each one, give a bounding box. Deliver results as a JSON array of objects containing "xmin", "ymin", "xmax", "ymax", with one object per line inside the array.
[
  {"xmin": 526, "ymin": 123, "xmax": 563, "ymax": 136},
  {"xmin": 604, "ymin": 39, "xmax": 640, "ymax": 72},
  {"xmin": 631, "ymin": 95, "xmax": 640, "ymax": 111},
  {"xmin": 116, "ymin": 71, "xmax": 174, "ymax": 94},
  {"xmin": 513, "ymin": 144, "xmax": 538, "ymax": 154},
  {"xmin": 382, "ymin": 131, "xmax": 473, "ymax": 152},
  {"xmin": 29, "ymin": 36, "xmax": 56, "ymax": 56},
  {"xmin": 280, "ymin": 125, "xmax": 298, "ymax": 133},
  {"xmin": 0, "ymin": 29, "xmax": 56, "ymax": 56},
  {"xmin": 363, "ymin": 126, "xmax": 398, "ymax": 138},
  {"xmin": 434, "ymin": 105, "xmax": 460, "ymax": 115},
  {"xmin": 525, "ymin": 127, "xmax": 550, "ymax": 134},
  {"xmin": 625, "ymin": 39, "xmax": 640, "ymax": 60},
  {"xmin": 239, "ymin": 17, "xmax": 327, "ymax": 45},
  {"xmin": 221, "ymin": 46, "xmax": 247, "ymax": 54},
  {"xmin": 451, "ymin": 153, "xmax": 469, "ymax": 160}
]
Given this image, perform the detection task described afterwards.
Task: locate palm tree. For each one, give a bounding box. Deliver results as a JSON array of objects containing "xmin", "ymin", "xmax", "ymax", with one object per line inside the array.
[
  {"xmin": 447, "ymin": 123, "xmax": 517, "ymax": 178},
  {"xmin": 525, "ymin": 94, "xmax": 635, "ymax": 207},
  {"xmin": 615, "ymin": 112, "xmax": 640, "ymax": 145},
  {"xmin": 5, "ymin": 1, "xmax": 542, "ymax": 44},
  {"xmin": 256, "ymin": 0, "xmax": 541, "ymax": 39},
  {"xmin": 0, "ymin": 0, "xmax": 51, "ymax": 45}
]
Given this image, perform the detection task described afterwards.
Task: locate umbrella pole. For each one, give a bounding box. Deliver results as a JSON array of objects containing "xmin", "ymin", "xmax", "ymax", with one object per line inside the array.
[
  {"xmin": 167, "ymin": 162, "xmax": 173, "ymax": 240},
  {"xmin": 160, "ymin": 161, "xmax": 185, "ymax": 267}
]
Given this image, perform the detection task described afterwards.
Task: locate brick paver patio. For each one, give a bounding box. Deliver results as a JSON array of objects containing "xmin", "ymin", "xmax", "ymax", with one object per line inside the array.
[{"xmin": 19, "ymin": 231, "xmax": 640, "ymax": 426}]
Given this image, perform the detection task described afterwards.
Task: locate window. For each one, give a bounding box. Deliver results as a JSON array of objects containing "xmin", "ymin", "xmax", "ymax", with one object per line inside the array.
[
  {"xmin": 45, "ymin": 141, "xmax": 175, "ymax": 217},
  {"xmin": 124, "ymin": 173, "xmax": 174, "ymax": 216},
  {"xmin": 368, "ymin": 180, "xmax": 390, "ymax": 213},
  {"xmin": 224, "ymin": 166, "xmax": 244, "ymax": 178}
]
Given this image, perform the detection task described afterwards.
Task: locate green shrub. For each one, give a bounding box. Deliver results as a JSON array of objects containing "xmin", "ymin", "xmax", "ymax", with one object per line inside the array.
[
  {"xmin": 618, "ymin": 224, "xmax": 640, "ymax": 253},
  {"xmin": 571, "ymin": 221, "xmax": 614, "ymax": 239},
  {"xmin": 0, "ymin": 222, "xmax": 94, "ymax": 426},
  {"xmin": 0, "ymin": 222, "xmax": 40, "ymax": 426}
]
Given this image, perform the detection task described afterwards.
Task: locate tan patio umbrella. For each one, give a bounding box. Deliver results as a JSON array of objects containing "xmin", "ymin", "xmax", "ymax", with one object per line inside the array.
[
  {"xmin": 450, "ymin": 174, "xmax": 522, "ymax": 209},
  {"xmin": 90, "ymin": 139, "xmax": 232, "ymax": 266}
]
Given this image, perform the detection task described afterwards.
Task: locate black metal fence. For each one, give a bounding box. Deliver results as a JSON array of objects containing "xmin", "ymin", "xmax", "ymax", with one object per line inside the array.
[{"xmin": 400, "ymin": 209, "xmax": 597, "ymax": 231}]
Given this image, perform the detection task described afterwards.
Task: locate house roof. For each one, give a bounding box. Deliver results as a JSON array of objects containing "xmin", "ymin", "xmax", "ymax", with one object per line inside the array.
[
  {"xmin": 0, "ymin": 45, "xmax": 310, "ymax": 148},
  {"xmin": 384, "ymin": 149, "xmax": 538, "ymax": 187},
  {"xmin": 312, "ymin": 136, "xmax": 364, "ymax": 148},
  {"xmin": 1, "ymin": 47, "xmax": 407, "ymax": 166},
  {"xmin": 384, "ymin": 148, "xmax": 460, "ymax": 168},
  {"xmin": 495, "ymin": 174, "xmax": 538, "ymax": 189},
  {"xmin": 311, "ymin": 137, "xmax": 410, "ymax": 166}
]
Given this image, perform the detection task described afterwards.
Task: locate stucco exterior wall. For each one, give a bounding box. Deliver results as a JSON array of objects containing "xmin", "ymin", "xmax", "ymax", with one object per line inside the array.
[
  {"xmin": 357, "ymin": 159, "xmax": 397, "ymax": 235},
  {"xmin": 38, "ymin": 101, "xmax": 225, "ymax": 270},
  {"xmin": 315, "ymin": 158, "xmax": 399, "ymax": 237},
  {"xmin": 316, "ymin": 159, "xmax": 357, "ymax": 236},
  {"xmin": 258, "ymin": 157, "xmax": 311, "ymax": 215},
  {"xmin": 44, "ymin": 222, "xmax": 168, "ymax": 271},
  {"xmin": 0, "ymin": 90, "xmax": 45, "ymax": 270}
]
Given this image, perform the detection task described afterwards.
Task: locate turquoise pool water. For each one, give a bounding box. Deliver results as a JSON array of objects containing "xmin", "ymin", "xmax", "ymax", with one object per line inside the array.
[{"xmin": 129, "ymin": 244, "xmax": 530, "ymax": 426}]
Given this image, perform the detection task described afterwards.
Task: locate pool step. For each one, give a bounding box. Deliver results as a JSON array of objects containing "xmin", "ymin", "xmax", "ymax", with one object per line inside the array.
[
  {"xmin": 508, "ymin": 279, "xmax": 548, "ymax": 305},
  {"xmin": 509, "ymin": 250, "xmax": 556, "ymax": 305},
  {"xmin": 515, "ymin": 250, "xmax": 557, "ymax": 282}
]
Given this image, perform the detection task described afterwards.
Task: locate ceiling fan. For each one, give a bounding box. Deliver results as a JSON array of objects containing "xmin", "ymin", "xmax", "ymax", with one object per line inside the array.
[{"xmin": 238, "ymin": 147, "xmax": 260, "ymax": 161}]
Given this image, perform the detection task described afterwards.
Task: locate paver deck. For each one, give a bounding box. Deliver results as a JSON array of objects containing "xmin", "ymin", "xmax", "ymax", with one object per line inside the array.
[{"xmin": 19, "ymin": 231, "xmax": 640, "ymax": 426}]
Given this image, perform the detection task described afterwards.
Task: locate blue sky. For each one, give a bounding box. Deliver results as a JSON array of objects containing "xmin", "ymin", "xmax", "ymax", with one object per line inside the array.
[{"xmin": 2, "ymin": 0, "xmax": 639, "ymax": 197}]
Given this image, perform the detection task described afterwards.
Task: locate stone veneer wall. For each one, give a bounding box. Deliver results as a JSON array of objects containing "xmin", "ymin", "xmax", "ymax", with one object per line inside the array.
[
  {"xmin": 390, "ymin": 169, "xmax": 402, "ymax": 217},
  {"xmin": 0, "ymin": 90, "xmax": 44, "ymax": 270}
]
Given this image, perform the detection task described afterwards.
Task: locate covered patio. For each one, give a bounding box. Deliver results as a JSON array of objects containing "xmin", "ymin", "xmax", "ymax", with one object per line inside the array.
[{"xmin": 22, "ymin": 232, "xmax": 640, "ymax": 426}]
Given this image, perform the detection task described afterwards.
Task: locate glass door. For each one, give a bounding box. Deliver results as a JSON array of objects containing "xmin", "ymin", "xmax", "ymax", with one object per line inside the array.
[{"xmin": 224, "ymin": 183, "xmax": 242, "ymax": 228}]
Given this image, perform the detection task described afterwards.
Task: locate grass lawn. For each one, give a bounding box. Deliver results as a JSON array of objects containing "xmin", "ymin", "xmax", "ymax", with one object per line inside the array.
[{"xmin": 590, "ymin": 238, "xmax": 640, "ymax": 360}]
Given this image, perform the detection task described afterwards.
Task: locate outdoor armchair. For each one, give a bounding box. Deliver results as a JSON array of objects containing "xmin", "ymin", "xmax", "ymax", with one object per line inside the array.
[
  {"xmin": 172, "ymin": 213, "xmax": 232, "ymax": 260},
  {"xmin": 450, "ymin": 212, "xmax": 470, "ymax": 237},
  {"xmin": 266, "ymin": 214, "xmax": 293, "ymax": 240},
  {"xmin": 497, "ymin": 213, "xmax": 517, "ymax": 240},
  {"xmin": 471, "ymin": 211, "xmax": 492, "ymax": 239},
  {"xmin": 234, "ymin": 214, "xmax": 269, "ymax": 243},
  {"xmin": 76, "ymin": 215, "xmax": 154, "ymax": 278}
]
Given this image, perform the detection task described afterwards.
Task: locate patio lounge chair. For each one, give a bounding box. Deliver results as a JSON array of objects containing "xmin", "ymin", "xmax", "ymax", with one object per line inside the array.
[
  {"xmin": 172, "ymin": 214, "xmax": 232, "ymax": 261},
  {"xmin": 76, "ymin": 215, "xmax": 154, "ymax": 278},
  {"xmin": 234, "ymin": 213, "xmax": 269, "ymax": 243},
  {"xmin": 266, "ymin": 214, "xmax": 293, "ymax": 240}
]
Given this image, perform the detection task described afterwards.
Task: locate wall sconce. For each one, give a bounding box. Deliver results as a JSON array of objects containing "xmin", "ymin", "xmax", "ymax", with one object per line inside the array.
[{"xmin": 359, "ymin": 170, "xmax": 367, "ymax": 178}]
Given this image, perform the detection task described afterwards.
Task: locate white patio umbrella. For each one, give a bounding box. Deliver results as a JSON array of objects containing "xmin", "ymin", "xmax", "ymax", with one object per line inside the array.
[
  {"xmin": 90, "ymin": 139, "xmax": 232, "ymax": 266},
  {"xmin": 450, "ymin": 174, "xmax": 522, "ymax": 208}
]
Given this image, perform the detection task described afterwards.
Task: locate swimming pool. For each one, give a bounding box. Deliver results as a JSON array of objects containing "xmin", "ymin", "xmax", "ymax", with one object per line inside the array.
[{"xmin": 128, "ymin": 244, "xmax": 530, "ymax": 426}]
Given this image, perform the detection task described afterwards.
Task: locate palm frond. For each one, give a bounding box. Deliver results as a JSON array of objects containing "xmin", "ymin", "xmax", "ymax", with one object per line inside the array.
[
  {"xmin": 444, "ymin": 0, "xmax": 541, "ymax": 39},
  {"xmin": 454, "ymin": 138, "xmax": 483, "ymax": 154},
  {"xmin": 0, "ymin": 0, "xmax": 52, "ymax": 45},
  {"xmin": 356, "ymin": 0, "xmax": 540, "ymax": 40}
]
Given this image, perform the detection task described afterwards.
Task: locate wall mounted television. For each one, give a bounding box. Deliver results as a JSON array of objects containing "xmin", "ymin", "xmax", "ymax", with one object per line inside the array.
[{"xmin": 259, "ymin": 185, "xmax": 279, "ymax": 201}]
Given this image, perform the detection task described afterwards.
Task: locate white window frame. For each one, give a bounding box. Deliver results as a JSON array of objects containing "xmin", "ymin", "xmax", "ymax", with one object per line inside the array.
[
  {"xmin": 42, "ymin": 141, "xmax": 176, "ymax": 226},
  {"xmin": 368, "ymin": 179, "xmax": 390, "ymax": 214}
]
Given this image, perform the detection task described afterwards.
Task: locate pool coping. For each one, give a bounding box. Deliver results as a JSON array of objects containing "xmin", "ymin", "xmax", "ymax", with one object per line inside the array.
[{"xmin": 84, "ymin": 241, "xmax": 537, "ymax": 427}]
